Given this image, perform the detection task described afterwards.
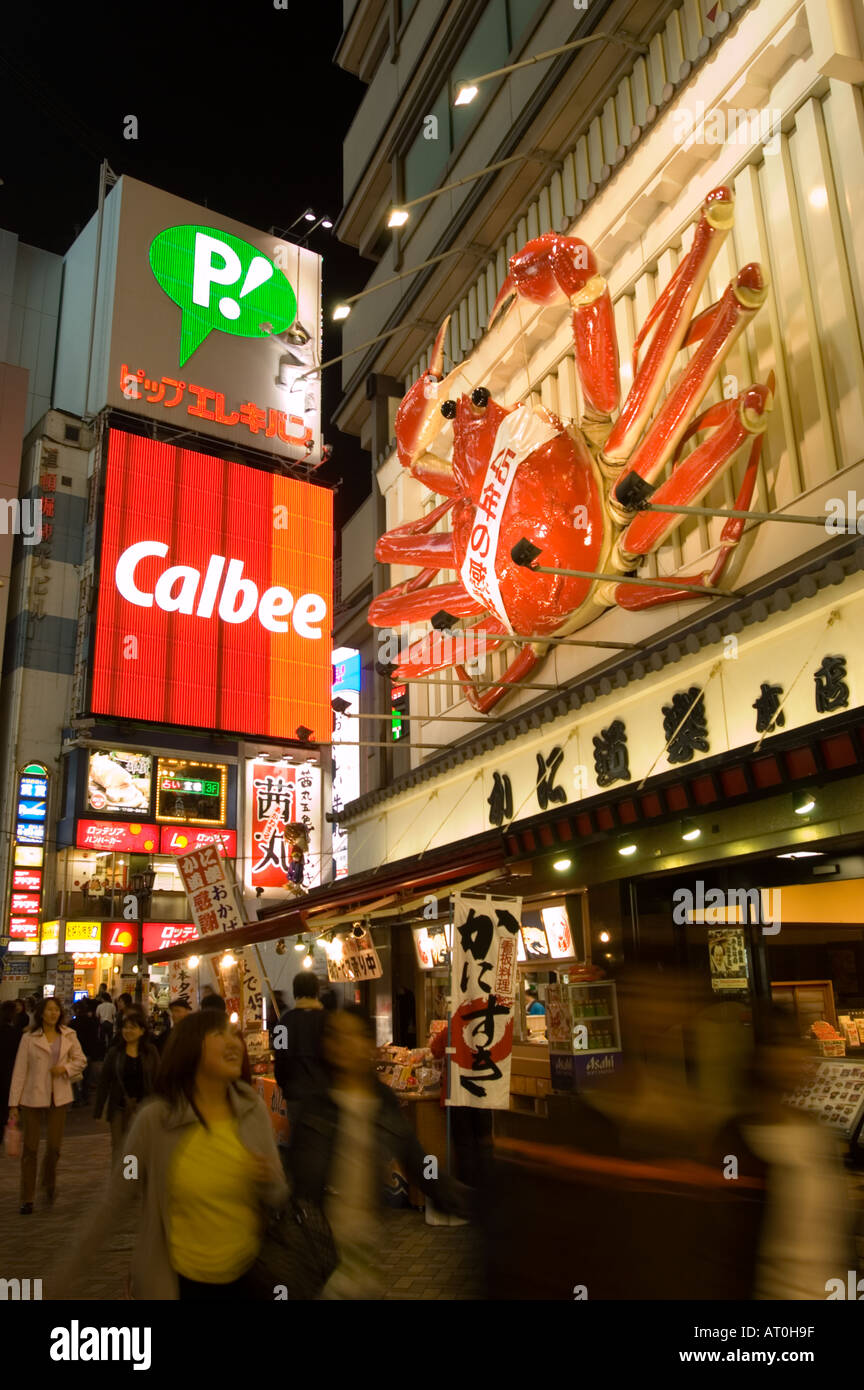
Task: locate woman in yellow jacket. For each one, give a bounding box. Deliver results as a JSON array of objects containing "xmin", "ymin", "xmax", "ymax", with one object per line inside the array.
[
  {"xmin": 60, "ymin": 1009, "xmax": 288, "ymax": 1300},
  {"xmin": 8, "ymin": 996, "xmax": 86, "ymax": 1214}
]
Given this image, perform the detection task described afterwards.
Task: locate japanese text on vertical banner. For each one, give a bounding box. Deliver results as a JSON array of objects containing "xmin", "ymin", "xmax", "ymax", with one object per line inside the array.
[
  {"xmin": 448, "ymin": 894, "xmax": 521, "ymax": 1109},
  {"xmin": 177, "ymin": 845, "xmax": 245, "ymax": 937},
  {"xmin": 169, "ymin": 960, "xmax": 194, "ymax": 1007}
]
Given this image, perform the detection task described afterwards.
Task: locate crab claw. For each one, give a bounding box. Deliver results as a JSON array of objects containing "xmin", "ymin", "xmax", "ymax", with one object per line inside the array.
[
  {"xmin": 394, "ymin": 316, "xmax": 462, "ymax": 470},
  {"xmin": 488, "ymin": 234, "xmax": 599, "ymax": 325}
]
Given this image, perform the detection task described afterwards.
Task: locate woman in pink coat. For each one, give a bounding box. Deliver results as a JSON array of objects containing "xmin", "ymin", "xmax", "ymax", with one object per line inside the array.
[{"xmin": 9, "ymin": 996, "xmax": 87, "ymax": 1214}]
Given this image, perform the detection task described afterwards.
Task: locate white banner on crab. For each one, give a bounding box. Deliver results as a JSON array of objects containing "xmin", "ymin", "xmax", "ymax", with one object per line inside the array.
[
  {"xmin": 459, "ymin": 407, "xmax": 558, "ymax": 633},
  {"xmin": 448, "ymin": 893, "xmax": 521, "ymax": 1110}
]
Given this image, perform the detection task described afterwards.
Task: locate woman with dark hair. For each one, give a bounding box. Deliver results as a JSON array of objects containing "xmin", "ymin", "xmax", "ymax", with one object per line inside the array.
[
  {"xmin": 8, "ymin": 996, "xmax": 86, "ymax": 1214},
  {"xmin": 94, "ymin": 1006, "xmax": 160, "ymax": 1160},
  {"xmin": 61, "ymin": 1010, "xmax": 287, "ymax": 1300},
  {"xmin": 0, "ymin": 999, "xmax": 23, "ymax": 1132}
]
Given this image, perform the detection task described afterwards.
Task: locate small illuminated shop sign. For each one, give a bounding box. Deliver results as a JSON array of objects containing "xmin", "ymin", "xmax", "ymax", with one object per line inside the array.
[
  {"xmin": 41, "ymin": 920, "xmax": 60, "ymax": 955},
  {"xmin": 6, "ymin": 764, "xmax": 49, "ymax": 957},
  {"xmin": 103, "ymin": 922, "xmax": 138, "ymax": 954},
  {"xmin": 72, "ymin": 954, "xmax": 99, "ymax": 968},
  {"xmin": 156, "ymin": 759, "xmax": 227, "ymax": 826},
  {"xmin": 64, "ymin": 921, "xmax": 101, "ymax": 948},
  {"xmin": 413, "ymin": 924, "xmax": 452, "ymax": 971},
  {"xmin": 87, "ymin": 749, "xmax": 153, "ymax": 815}
]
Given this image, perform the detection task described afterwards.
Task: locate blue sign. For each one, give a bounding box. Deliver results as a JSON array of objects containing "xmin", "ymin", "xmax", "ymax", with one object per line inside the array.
[
  {"xmin": 550, "ymin": 1050, "xmax": 620, "ymax": 1091},
  {"xmin": 18, "ymin": 799, "xmax": 47, "ymax": 821},
  {"xmin": 16, "ymin": 821, "xmax": 45, "ymax": 844},
  {"xmin": 20, "ymin": 777, "xmax": 47, "ymax": 799},
  {"xmin": 332, "ymin": 651, "xmax": 361, "ymax": 694}
]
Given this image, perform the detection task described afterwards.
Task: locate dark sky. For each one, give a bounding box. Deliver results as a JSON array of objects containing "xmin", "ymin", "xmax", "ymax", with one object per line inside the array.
[{"xmin": 0, "ymin": 2, "xmax": 374, "ymax": 527}]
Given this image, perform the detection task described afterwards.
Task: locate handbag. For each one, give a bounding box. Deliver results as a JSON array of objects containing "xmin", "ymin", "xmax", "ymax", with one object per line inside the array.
[
  {"xmin": 247, "ymin": 1198, "xmax": 338, "ymax": 1301},
  {"xmin": 4, "ymin": 1115, "xmax": 22, "ymax": 1159}
]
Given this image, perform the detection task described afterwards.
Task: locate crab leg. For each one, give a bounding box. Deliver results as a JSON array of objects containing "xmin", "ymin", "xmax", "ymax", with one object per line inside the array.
[
  {"xmin": 489, "ymin": 234, "xmax": 619, "ymax": 417},
  {"xmin": 456, "ymin": 643, "xmax": 542, "ymax": 715},
  {"xmin": 392, "ymin": 619, "xmax": 506, "ymax": 681},
  {"xmin": 612, "ymin": 265, "xmax": 768, "ymax": 511},
  {"xmin": 614, "ymin": 377, "xmax": 773, "ymax": 611},
  {"xmin": 374, "ymin": 497, "xmax": 457, "ymax": 568},
  {"xmin": 602, "ymin": 186, "xmax": 735, "ymax": 467},
  {"xmin": 368, "ymin": 580, "xmax": 485, "ymax": 629}
]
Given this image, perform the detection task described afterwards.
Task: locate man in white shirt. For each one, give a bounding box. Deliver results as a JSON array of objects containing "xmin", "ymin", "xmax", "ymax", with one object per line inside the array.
[{"xmin": 95, "ymin": 993, "xmax": 115, "ymax": 1047}]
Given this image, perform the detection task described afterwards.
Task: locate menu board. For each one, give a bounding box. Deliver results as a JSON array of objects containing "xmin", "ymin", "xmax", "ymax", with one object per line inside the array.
[{"xmin": 782, "ymin": 1059, "xmax": 864, "ymax": 1139}]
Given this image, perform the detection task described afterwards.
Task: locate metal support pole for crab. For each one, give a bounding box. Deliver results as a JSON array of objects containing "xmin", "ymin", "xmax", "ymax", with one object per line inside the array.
[
  {"xmin": 510, "ymin": 539, "xmax": 737, "ymax": 597},
  {"xmin": 638, "ymin": 502, "xmax": 830, "ymax": 527}
]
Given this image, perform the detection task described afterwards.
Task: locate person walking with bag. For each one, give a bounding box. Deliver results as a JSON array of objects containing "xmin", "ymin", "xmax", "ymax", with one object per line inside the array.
[
  {"xmin": 58, "ymin": 1009, "xmax": 287, "ymax": 1300},
  {"xmin": 93, "ymin": 1007, "xmax": 160, "ymax": 1162},
  {"xmin": 0, "ymin": 1000, "xmax": 23, "ymax": 1133},
  {"xmin": 8, "ymin": 996, "xmax": 86, "ymax": 1214}
]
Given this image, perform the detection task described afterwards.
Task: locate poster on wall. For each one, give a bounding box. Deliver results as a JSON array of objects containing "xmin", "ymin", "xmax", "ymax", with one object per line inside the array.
[
  {"xmin": 245, "ymin": 758, "xmax": 321, "ymax": 895},
  {"xmin": 413, "ymin": 924, "xmax": 451, "ymax": 970},
  {"xmin": 708, "ymin": 927, "xmax": 750, "ymax": 993},
  {"xmin": 331, "ymin": 649, "xmax": 361, "ymax": 880},
  {"xmin": 448, "ymin": 894, "xmax": 521, "ymax": 1110},
  {"xmin": 87, "ymin": 749, "xmax": 152, "ymax": 814}
]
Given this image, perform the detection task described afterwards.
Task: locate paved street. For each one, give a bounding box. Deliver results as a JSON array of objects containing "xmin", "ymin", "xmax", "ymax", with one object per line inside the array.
[{"xmin": 0, "ymin": 1108, "xmax": 483, "ymax": 1300}]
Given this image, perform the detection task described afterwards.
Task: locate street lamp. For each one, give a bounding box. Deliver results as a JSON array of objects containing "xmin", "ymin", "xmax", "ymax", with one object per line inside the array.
[{"xmin": 131, "ymin": 865, "xmax": 156, "ymax": 1006}]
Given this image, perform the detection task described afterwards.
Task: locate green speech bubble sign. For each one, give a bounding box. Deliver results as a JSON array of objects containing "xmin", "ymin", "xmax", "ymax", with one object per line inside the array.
[{"xmin": 149, "ymin": 224, "xmax": 298, "ymax": 367}]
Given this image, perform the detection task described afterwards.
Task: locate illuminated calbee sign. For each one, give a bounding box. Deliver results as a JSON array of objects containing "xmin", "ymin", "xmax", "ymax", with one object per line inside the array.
[{"xmin": 90, "ymin": 429, "xmax": 333, "ymax": 741}]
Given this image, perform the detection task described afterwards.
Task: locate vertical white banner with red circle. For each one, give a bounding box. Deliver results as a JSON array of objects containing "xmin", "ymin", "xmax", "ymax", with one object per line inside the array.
[{"xmin": 448, "ymin": 895, "xmax": 521, "ymax": 1110}]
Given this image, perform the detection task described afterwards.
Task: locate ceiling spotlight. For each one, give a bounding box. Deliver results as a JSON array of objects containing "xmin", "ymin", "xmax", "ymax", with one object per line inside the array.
[
  {"xmin": 321, "ymin": 218, "xmax": 334, "ymax": 229},
  {"xmin": 332, "ymin": 696, "xmax": 351, "ymax": 714},
  {"xmin": 294, "ymin": 938, "xmax": 306, "ymax": 952},
  {"xmin": 221, "ymin": 952, "xmax": 236, "ymax": 968},
  {"xmin": 387, "ymin": 208, "xmax": 409, "ymax": 228},
  {"xmin": 794, "ymin": 791, "xmax": 816, "ymax": 815},
  {"xmin": 454, "ymin": 83, "xmax": 479, "ymax": 106},
  {"xmin": 681, "ymin": 819, "xmax": 701, "ymax": 842},
  {"xmin": 188, "ymin": 955, "xmax": 200, "ymax": 968},
  {"xmin": 352, "ymin": 922, "xmax": 366, "ymax": 938},
  {"xmin": 599, "ymin": 931, "xmax": 610, "ymax": 943},
  {"xmin": 303, "ymin": 210, "xmax": 316, "ymax": 222},
  {"xmin": 302, "ymin": 952, "xmax": 314, "ymax": 969},
  {"xmin": 617, "ymin": 834, "xmax": 638, "ymax": 857},
  {"xmin": 229, "ymin": 1011, "xmax": 239, "ymax": 1024},
  {"xmin": 430, "ymin": 609, "xmax": 456, "ymax": 631},
  {"xmin": 132, "ymin": 964, "xmax": 139, "ymax": 973},
  {"xmin": 553, "ymin": 858, "xmax": 572, "ymax": 872},
  {"xmin": 332, "ymin": 303, "xmax": 351, "ymax": 321},
  {"xmin": 295, "ymin": 725, "xmax": 313, "ymax": 743}
]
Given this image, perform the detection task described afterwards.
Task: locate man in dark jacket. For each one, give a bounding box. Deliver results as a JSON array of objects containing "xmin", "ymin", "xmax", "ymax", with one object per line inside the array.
[
  {"xmin": 272, "ymin": 972, "xmax": 327, "ymax": 1130},
  {"xmin": 288, "ymin": 1007, "xmax": 467, "ymax": 1297},
  {"xmin": 71, "ymin": 999, "xmax": 106, "ymax": 1107}
]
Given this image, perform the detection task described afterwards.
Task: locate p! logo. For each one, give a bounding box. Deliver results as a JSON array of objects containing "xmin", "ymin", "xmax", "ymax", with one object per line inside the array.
[{"xmin": 149, "ymin": 225, "xmax": 298, "ymax": 366}]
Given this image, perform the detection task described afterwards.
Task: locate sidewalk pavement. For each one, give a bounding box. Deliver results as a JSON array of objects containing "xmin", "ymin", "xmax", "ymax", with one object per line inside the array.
[{"xmin": 0, "ymin": 1107, "xmax": 483, "ymax": 1300}]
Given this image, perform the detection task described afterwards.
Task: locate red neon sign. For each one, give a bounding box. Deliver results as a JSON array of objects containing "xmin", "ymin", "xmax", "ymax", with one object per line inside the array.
[
  {"xmin": 91, "ymin": 430, "xmax": 333, "ymax": 740},
  {"xmin": 160, "ymin": 826, "xmax": 237, "ymax": 857},
  {"xmin": 103, "ymin": 922, "xmax": 139, "ymax": 954},
  {"xmin": 76, "ymin": 820, "xmax": 159, "ymax": 853}
]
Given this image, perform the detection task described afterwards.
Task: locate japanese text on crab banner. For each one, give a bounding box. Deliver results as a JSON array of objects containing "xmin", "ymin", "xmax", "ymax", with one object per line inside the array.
[
  {"xmin": 448, "ymin": 894, "xmax": 521, "ymax": 1109},
  {"xmin": 177, "ymin": 845, "xmax": 245, "ymax": 937}
]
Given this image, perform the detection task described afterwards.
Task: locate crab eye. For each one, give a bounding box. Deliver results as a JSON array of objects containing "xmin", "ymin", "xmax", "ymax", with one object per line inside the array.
[
  {"xmin": 440, "ymin": 400, "xmax": 457, "ymax": 419},
  {"xmin": 471, "ymin": 387, "xmax": 490, "ymax": 408}
]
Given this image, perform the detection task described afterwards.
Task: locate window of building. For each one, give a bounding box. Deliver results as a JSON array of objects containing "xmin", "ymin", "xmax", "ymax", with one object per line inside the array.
[{"xmin": 402, "ymin": 0, "xmax": 545, "ymax": 204}]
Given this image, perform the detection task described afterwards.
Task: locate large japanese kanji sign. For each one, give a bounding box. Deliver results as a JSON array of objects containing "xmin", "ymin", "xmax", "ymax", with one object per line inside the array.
[
  {"xmin": 448, "ymin": 894, "xmax": 520, "ymax": 1110},
  {"xmin": 90, "ymin": 429, "xmax": 333, "ymax": 740},
  {"xmin": 245, "ymin": 758, "xmax": 321, "ymax": 895},
  {"xmin": 177, "ymin": 845, "xmax": 245, "ymax": 939}
]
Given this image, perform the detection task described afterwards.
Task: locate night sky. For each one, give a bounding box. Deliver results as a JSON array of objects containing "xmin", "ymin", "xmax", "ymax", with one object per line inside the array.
[{"xmin": 0, "ymin": 3, "xmax": 374, "ymax": 526}]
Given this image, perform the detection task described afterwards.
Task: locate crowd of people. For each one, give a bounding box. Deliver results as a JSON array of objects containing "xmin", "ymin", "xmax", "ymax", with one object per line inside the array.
[{"xmin": 2, "ymin": 974, "xmax": 466, "ymax": 1301}]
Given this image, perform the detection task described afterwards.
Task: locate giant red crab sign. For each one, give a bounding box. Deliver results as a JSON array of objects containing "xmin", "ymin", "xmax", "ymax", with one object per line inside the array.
[{"xmin": 368, "ymin": 186, "xmax": 774, "ymax": 714}]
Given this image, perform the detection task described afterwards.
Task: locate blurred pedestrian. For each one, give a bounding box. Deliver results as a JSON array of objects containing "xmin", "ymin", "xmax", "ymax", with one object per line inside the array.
[
  {"xmin": 94, "ymin": 1006, "xmax": 160, "ymax": 1162},
  {"xmin": 0, "ymin": 1000, "xmax": 23, "ymax": 1132},
  {"xmin": 12, "ymin": 999, "xmax": 29, "ymax": 1036},
  {"xmin": 155, "ymin": 998, "xmax": 193, "ymax": 1053},
  {"xmin": 112, "ymin": 993, "xmax": 134, "ymax": 1040},
  {"xmin": 95, "ymin": 989, "xmax": 116, "ymax": 1050},
  {"xmin": 70, "ymin": 997, "xmax": 104, "ymax": 1107},
  {"xmin": 8, "ymin": 997, "xmax": 86, "ymax": 1214},
  {"xmin": 60, "ymin": 1010, "xmax": 287, "ymax": 1300},
  {"xmin": 273, "ymin": 972, "xmax": 327, "ymax": 1132},
  {"xmin": 289, "ymin": 1008, "xmax": 466, "ymax": 1298}
]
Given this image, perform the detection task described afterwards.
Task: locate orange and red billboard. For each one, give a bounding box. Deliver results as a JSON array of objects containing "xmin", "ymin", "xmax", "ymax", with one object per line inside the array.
[{"xmin": 91, "ymin": 429, "xmax": 333, "ymax": 741}]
